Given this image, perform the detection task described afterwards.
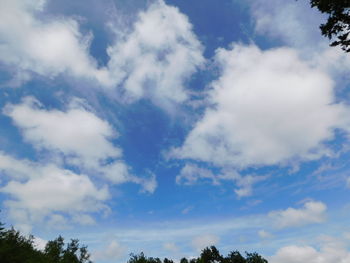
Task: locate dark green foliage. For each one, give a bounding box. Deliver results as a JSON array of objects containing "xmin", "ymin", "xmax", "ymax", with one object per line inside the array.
[
  {"xmin": 0, "ymin": 222, "xmax": 91, "ymax": 263},
  {"xmin": 224, "ymin": 251, "xmax": 246, "ymax": 263},
  {"xmin": 44, "ymin": 236, "xmax": 92, "ymax": 263},
  {"xmin": 0, "ymin": 227, "xmax": 48, "ymax": 263},
  {"xmin": 245, "ymin": 252, "xmax": 268, "ymax": 263},
  {"xmin": 128, "ymin": 246, "xmax": 268, "ymax": 263},
  {"xmin": 0, "ymin": 220, "xmax": 267, "ymax": 263},
  {"xmin": 310, "ymin": 0, "xmax": 350, "ymax": 52},
  {"xmin": 128, "ymin": 252, "xmax": 162, "ymax": 263},
  {"xmin": 197, "ymin": 246, "xmax": 223, "ymax": 263}
]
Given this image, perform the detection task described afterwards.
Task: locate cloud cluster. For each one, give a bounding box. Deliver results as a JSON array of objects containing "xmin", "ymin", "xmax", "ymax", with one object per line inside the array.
[
  {"xmin": 192, "ymin": 234, "xmax": 220, "ymax": 251},
  {"xmin": 0, "ymin": 0, "xmax": 110, "ymax": 85},
  {"xmin": 173, "ymin": 44, "xmax": 348, "ymax": 169},
  {"xmin": 107, "ymin": 0, "xmax": 205, "ymax": 105},
  {"xmin": 93, "ymin": 240, "xmax": 127, "ymax": 261},
  {"xmin": 251, "ymin": 0, "xmax": 350, "ymax": 77},
  {"xmin": 0, "ymin": 0, "xmax": 204, "ymax": 106},
  {"xmin": 0, "ymin": 153, "xmax": 109, "ymax": 232},
  {"xmin": 270, "ymin": 238, "xmax": 350, "ymax": 263},
  {"xmin": 269, "ymin": 201, "xmax": 327, "ymax": 229},
  {"xmin": 176, "ymin": 163, "xmax": 266, "ymax": 198},
  {"xmin": 1, "ymin": 97, "xmax": 156, "ymax": 230}
]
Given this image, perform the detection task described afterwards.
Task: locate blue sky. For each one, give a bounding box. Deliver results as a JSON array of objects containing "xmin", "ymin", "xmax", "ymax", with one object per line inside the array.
[{"xmin": 1, "ymin": 0, "xmax": 350, "ymax": 262}]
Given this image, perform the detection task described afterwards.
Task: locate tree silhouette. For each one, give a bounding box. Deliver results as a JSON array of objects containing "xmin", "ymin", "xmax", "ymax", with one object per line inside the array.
[
  {"xmin": 0, "ymin": 219, "xmax": 268, "ymax": 263},
  {"xmin": 0, "ymin": 222, "xmax": 91, "ymax": 263},
  {"xmin": 127, "ymin": 246, "xmax": 268, "ymax": 263},
  {"xmin": 310, "ymin": 0, "xmax": 350, "ymax": 52}
]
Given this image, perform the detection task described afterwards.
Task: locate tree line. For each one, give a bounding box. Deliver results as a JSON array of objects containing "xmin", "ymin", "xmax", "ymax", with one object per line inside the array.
[
  {"xmin": 0, "ymin": 221, "xmax": 268, "ymax": 263},
  {"xmin": 0, "ymin": 221, "xmax": 91, "ymax": 263},
  {"xmin": 128, "ymin": 246, "xmax": 268, "ymax": 263}
]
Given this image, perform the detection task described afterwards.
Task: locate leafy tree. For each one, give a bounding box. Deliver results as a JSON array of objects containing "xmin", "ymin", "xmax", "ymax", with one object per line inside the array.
[
  {"xmin": 128, "ymin": 252, "xmax": 149, "ymax": 263},
  {"xmin": 194, "ymin": 246, "xmax": 268, "ymax": 263},
  {"xmin": 309, "ymin": 0, "xmax": 350, "ymax": 52},
  {"xmin": 245, "ymin": 252, "xmax": 268, "ymax": 263},
  {"xmin": 163, "ymin": 258, "xmax": 174, "ymax": 263},
  {"xmin": 44, "ymin": 236, "xmax": 92, "ymax": 263},
  {"xmin": 0, "ymin": 219, "xmax": 268, "ymax": 263},
  {"xmin": 198, "ymin": 246, "xmax": 224, "ymax": 263},
  {"xmin": 0, "ymin": 221, "xmax": 91, "ymax": 263},
  {"xmin": 224, "ymin": 251, "xmax": 246, "ymax": 263},
  {"xmin": 0, "ymin": 227, "xmax": 45, "ymax": 263}
]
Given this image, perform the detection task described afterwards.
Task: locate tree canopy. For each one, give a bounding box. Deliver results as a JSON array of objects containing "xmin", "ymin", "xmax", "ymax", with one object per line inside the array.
[
  {"xmin": 310, "ymin": 0, "xmax": 350, "ymax": 52},
  {"xmin": 0, "ymin": 223, "xmax": 92, "ymax": 263},
  {"xmin": 128, "ymin": 246, "xmax": 268, "ymax": 263},
  {"xmin": 0, "ymin": 221, "xmax": 268, "ymax": 263}
]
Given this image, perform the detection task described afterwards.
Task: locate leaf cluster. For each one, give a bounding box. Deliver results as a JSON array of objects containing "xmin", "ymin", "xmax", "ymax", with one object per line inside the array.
[
  {"xmin": 0, "ymin": 223, "xmax": 91, "ymax": 263},
  {"xmin": 128, "ymin": 246, "xmax": 268, "ymax": 263},
  {"xmin": 0, "ymin": 221, "xmax": 268, "ymax": 263},
  {"xmin": 310, "ymin": 0, "xmax": 350, "ymax": 51}
]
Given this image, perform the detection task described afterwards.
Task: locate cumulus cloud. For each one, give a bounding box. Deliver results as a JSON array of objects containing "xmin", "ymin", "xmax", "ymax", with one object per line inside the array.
[
  {"xmin": 176, "ymin": 164, "xmax": 218, "ymax": 185},
  {"xmin": 106, "ymin": 0, "xmax": 205, "ymax": 105},
  {"xmin": 93, "ymin": 240, "xmax": 127, "ymax": 261},
  {"xmin": 4, "ymin": 97, "xmax": 121, "ymax": 167},
  {"xmin": 4, "ymin": 96, "xmax": 156, "ymax": 191},
  {"xmin": 251, "ymin": 0, "xmax": 323, "ymax": 50},
  {"xmin": 163, "ymin": 242, "xmax": 179, "ymax": 253},
  {"xmin": 346, "ymin": 177, "xmax": 350, "ymax": 189},
  {"xmin": 251, "ymin": 0, "xmax": 350, "ymax": 77},
  {"xmin": 258, "ymin": 230, "xmax": 273, "ymax": 239},
  {"xmin": 270, "ymin": 243, "xmax": 350, "ymax": 263},
  {"xmin": 268, "ymin": 201, "xmax": 327, "ymax": 229},
  {"xmin": 0, "ymin": 0, "xmax": 204, "ymax": 106},
  {"xmin": 0, "ymin": 152, "xmax": 109, "ymax": 231},
  {"xmin": 33, "ymin": 236, "xmax": 47, "ymax": 251},
  {"xmin": 0, "ymin": 0, "xmax": 109, "ymax": 85},
  {"xmin": 173, "ymin": 45, "xmax": 348, "ymax": 168},
  {"xmin": 192, "ymin": 234, "xmax": 220, "ymax": 251},
  {"xmin": 176, "ymin": 164, "xmax": 266, "ymax": 198}
]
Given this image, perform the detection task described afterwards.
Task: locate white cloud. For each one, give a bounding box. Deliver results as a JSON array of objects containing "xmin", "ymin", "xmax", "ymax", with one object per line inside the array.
[
  {"xmin": 251, "ymin": 0, "xmax": 350, "ymax": 78},
  {"xmin": 181, "ymin": 206, "xmax": 194, "ymax": 215},
  {"xmin": 106, "ymin": 0, "xmax": 205, "ymax": 106},
  {"xmin": 251, "ymin": 0, "xmax": 323, "ymax": 50},
  {"xmin": 93, "ymin": 240, "xmax": 127, "ymax": 261},
  {"xmin": 176, "ymin": 163, "xmax": 218, "ymax": 185},
  {"xmin": 0, "ymin": 0, "xmax": 204, "ymax": 106},
  {"xmin": 0, "ymin": 153, "xmax": 109, "ymax": 231},
  {"xmin": 258, "ymin": 230, "xmax": 273, "ymax": 239},
  {"xmin": 192, "ymin": 234, "xmax": 220, "ymax": 251},
  {"xmin": 270, "ymin": 244, "xmax": 350, "ymax": 263},
  {"xmin": 268, "ymin": 201, "xmax": 327, "ymax": 229},
  {"xmin": 176, "ymin": 164, "xmax": 266, "ymax": 198},
  {"xmin": 4, "ymin": 97, "xmax": 120, "ymax": 166},
  {"xmin": 4, "ymin": 97, "xmax": 156, "ymax": 191},
  {"xmin": 220, "ymin": 172, "xmax": 267, "ymax": 198},
  {"xmin": 0, "ymin": 0, "xmax": 110, "ymax": 85},
  {"xmin": 33, "ymin": 236, "xmax": 47, "ymax": 251},
  {"xmin": 346, "ymin": 177, "xmax": 350, "ymax": 189},
  {"xmin": 173, "ymin": 45, "xmax": 348, "ymax": 168},
  {"xmin": 163, "ymin": 242, "xmax": 179, "ymax": 253}
]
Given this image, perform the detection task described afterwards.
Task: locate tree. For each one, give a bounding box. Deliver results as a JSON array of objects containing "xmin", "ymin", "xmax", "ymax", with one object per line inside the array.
[
  {"xmin": 198, "ymin": 246, "xmax": 224, "ymax": 263},
  {"xmin": 0, "ymin": 227, "xmax": 46, "ymax": 263},
  {"xmin": 0, "ymin": 221, "xmax": 92, "ymax": 263},
  {"xmin": 0, "ymin": 218, "xmax": 268, "ymax": 263},
  {"xmin": 224, "ymin": 251, "xmax": 246, "ymax": 263},
  {"xmin": 44, "ymin": 236, "xmax": 92, "ymax": 263},
  {"xmin": 245, "ymin": 252, "xmax": 268, "ymax": 263},
  {"xmin": 310, "ymin": 0, "xmax": 350, "ymax": 52}
]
